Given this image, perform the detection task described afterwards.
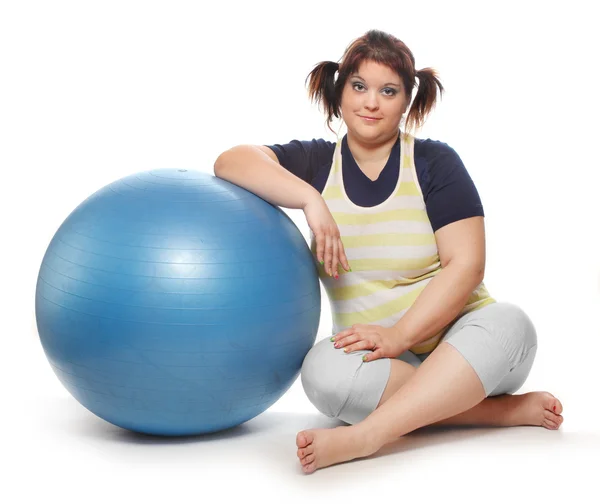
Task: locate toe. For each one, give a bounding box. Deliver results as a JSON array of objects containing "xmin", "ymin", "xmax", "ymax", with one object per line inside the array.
[
  {"xmin": 297, "ymin": 444, "xmax": 314, "ymax": 459},
  {"xmin": 554, "ymin": 398, "xmax": 563, "ymax": 415},
  {"xmin": 296, "ymin": 430, "xmax": 313, "ymax": 449},
  {"xmin": 543, "ymin": 418, "xmax": 558, "ymax": 430},
  {"xmin": 543, "ymin": 410, "xmax": 563, "ymax": 428},
  {"xmin": 543, "ymin": 392, "xmax": 563, "ymax": 415},
  {"xmin": 302, "ymin": 453, "xmax": 316, "ymax": 466},
  {"xmin": 302, "ymin": 461, "xmax": 318, "ymax": 474},
  {"xmin": 296, "ymin": 431, "xmax": 308, "ymax": 448}
]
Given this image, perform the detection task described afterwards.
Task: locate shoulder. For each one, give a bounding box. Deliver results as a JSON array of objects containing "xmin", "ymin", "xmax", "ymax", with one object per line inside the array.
[
  {"xmin": 412, "ymin": 136, "xmax": 484, "ymax": 232},
  {"xmin": 265, "ymin": 138, "xmax": 335, "ymax": 160},
  {"xmin": 414, "ymin": 137, "xmax": 472, "ymax": 187},
  {"xmin": 263, "ymin": 138, "xmax": 336, "ymax": 184},
  {"xmin": 414, "ymin": 137, "xmax": 462, "ymax": 167}
]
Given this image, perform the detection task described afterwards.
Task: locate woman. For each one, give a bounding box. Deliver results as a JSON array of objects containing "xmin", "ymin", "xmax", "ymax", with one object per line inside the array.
[{"xmin": 214, "ymin": 29, "xmax": 563, "ymax": 474}]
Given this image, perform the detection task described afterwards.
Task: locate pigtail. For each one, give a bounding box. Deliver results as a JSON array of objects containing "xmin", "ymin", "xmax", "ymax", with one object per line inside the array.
[{"xmin": 305, "ymin": 61, "xmax": 341, "ymax": 135}]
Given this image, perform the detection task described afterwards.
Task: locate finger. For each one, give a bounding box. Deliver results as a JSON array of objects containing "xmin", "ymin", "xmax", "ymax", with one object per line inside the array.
[
  {"xmin": 342, "ymin": 339, "xmax": 376, "ymax": 354},
  {"xmin": 324, "ymin": 234, "xmax": 332, "ymax": 275},
  {"xmin": 333, "ymin": 326, "xmax": 370, "ymax": 345},
  {"xmin": 338, "ymin": 238, "xmax": 351, "ymax": 271},
  {"xmin": 334, "ymin": 333, "xmax": 359, "ymax": 347},
  {"xmin": 331, "ymin": 237, "xmax": 339, "ymax": 278},
  {"xmin": 362, "ymin": 349, "xmax": 382, "ymax": 362},
  {"xmin": 315, "ymin": 232, "xmax": 325, "ymax": 266},
  {"xmin": 335, "ymin": 329, "xmax": 362, "ymax": 343},
  {"xmin": 330, "ymin": 329, "xmax": 354, "ymax": 342}
]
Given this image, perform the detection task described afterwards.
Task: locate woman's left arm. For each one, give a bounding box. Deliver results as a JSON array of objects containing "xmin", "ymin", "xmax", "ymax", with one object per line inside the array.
[{"xmin": 392, "ymin": 216, "xmax": 486, "ymax": 354}]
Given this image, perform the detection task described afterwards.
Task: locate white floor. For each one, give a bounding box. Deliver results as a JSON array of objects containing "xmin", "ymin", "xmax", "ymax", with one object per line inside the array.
[{"xmin": 5, "ymin": 339, "xmax": 598, "ymax": 504}]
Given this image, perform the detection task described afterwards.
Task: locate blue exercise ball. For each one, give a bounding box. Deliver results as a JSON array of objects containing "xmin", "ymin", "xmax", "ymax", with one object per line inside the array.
[{"xmin": 35, "ymin": 168, "xmax": 320, "ymax": 436}]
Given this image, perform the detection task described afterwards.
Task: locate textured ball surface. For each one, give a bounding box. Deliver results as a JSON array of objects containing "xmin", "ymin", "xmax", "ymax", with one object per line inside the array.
[{"xmin": 35, "ymin": 168, "xmax": 320, "ymax": 436}]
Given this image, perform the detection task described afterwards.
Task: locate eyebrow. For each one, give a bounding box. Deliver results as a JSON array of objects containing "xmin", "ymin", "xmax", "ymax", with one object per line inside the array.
[{"xmin": 351, "ymin": 75, "xmax": 402, "ymax": 88}]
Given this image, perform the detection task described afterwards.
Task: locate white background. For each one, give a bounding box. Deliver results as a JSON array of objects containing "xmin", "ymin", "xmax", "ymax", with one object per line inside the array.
[{"xmin": 2, "ymin": 0, "xmax": 599, "ymax": 502}]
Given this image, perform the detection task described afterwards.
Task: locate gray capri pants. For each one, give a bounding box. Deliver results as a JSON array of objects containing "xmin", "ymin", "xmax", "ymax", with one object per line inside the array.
[{"xmin": 300, "ymin": 302, "xmax": 538, "ymax": 425}]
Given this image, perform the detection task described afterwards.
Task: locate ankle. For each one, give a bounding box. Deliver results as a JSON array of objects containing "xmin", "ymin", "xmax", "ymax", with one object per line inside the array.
[
  {"xmin": 497, "ymin": 394, "xmax": 524, "ymax": 426},
  {"xmin": 353, "ymin": 422, "xmax": 387, "ymax": 454}
]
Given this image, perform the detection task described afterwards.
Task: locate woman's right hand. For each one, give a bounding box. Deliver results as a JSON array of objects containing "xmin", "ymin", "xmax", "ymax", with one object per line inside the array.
[{"xmin": 302, "ymin": 195, "xmax": 351, "ymax": 278}]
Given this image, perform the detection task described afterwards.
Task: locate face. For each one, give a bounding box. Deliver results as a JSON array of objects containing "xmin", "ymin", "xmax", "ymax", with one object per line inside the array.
[{"xmin": 340, "ymin": 59, "xmax": 409, "ymax": 142}]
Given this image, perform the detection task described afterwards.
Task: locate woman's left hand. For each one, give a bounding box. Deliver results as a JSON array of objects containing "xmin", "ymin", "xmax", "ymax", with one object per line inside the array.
[{"xmin": 330, "ymin": 324, "xmax": 405, "ymax": 362}]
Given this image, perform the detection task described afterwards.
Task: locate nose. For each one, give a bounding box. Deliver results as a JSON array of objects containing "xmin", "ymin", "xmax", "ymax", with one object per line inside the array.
[{"xmin": 364, "ymin": 90, "xmax": 380, "ymax": 111}]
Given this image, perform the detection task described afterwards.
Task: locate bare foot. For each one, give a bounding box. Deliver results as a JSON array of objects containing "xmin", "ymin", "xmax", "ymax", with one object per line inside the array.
[
  {"xmin": 509, "ymin": 391, "xmax": 564, "ymax": 429},
  {"xmin": 295, "ymin": 391, "xmax": 563, "ymax": 474},
  {"xmin": 295, "ymin": 425, "xmax": 379, "ymax": 474}
]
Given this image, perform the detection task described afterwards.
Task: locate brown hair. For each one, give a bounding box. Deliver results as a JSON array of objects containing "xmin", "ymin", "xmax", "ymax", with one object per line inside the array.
[{"xmin": 305, "ymin": 29, "xmax": 444, "ymax": 136}]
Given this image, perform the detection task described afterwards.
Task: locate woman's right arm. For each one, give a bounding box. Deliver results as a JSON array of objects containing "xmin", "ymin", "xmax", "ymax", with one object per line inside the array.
[
  {"xmin": 214, "ymin": 144, "xmax": 351, "ymax": 276},
  {"xmin": 213, "ymin": 145, "xmax": 321, "ymax": 210}
]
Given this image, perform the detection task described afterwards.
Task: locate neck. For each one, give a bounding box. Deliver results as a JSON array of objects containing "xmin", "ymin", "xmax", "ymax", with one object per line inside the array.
[{"xmin": 346, "ymin": 129, "xmax": 400, "ymax": 166}]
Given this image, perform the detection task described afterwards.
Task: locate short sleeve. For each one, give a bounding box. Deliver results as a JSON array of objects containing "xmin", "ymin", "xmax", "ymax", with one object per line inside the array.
[
  {"xmin": 263, "ymin": 139, "xmax": 335, "ymax": 184},
  {"xmin": 424, "ymin": 141, "xmax": 485, "ymax": 232}
]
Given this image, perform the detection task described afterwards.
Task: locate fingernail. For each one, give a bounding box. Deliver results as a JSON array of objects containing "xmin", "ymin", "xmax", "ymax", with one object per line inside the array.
[
  {"xmin": 330, "ymin": 337, "xmax": 335, "ymax": 342},
  {"xmin": 334, "ymin": 274, "xmax": 339, "ymax": 280},
  {"xmin": 319, "ymin": 260, "xmax": 324, "ymax": 266},
  {"xmin": 362, "ymin": 355, "xmax": 367, "ymax": 362}
]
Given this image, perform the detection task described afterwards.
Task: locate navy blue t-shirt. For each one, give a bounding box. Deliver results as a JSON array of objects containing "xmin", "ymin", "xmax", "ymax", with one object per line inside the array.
[{"xmin": 264, "ymin": 134, "xmax": 484, "ymax": 233}]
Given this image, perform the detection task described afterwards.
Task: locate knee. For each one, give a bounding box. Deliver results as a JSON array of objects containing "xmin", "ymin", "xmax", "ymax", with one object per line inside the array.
[
  {"xmin": 494, "ymin": 302, "xmax": 538, "ymax": 370},
  {"xmin": 507, "ymin": 302, "xmax": 537, "ymax": 349},
  {"xmin": 300, "ymin": 338, "xmax": 360, "ymax": 419}
]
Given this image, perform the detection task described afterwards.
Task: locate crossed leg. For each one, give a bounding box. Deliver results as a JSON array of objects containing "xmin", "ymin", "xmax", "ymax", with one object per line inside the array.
[
  {"xmin": 378, "ymin": 354, "xmax": 562, "ymax": 429},
  {"xmin": 296, "ymin": 342, "xmax": 563, "ymax": 474}
]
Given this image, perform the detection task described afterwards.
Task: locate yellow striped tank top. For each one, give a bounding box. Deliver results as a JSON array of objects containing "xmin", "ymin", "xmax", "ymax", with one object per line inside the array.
[{"xmin": 309, "ymin": 131, "xmax": 496, "ymax": 354}]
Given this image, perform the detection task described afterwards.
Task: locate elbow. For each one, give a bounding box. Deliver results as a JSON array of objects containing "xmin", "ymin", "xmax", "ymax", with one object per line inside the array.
[
  {"xmin": 214, "ymin": 145, "xmax": 250, "ymax": 175},
  {"xmin": 472, "ymin": 266, "xmax": 486, "ymax": 286},
  {"xmin": 471, "ymin": 261, "xmax": 486, "ymax": 282},
  {"xmin": 474, "ymin": 269, "xmax": 485, "ymax": 286},
  {"xmin": 448, "ymin": 260, "xmax": 485, "ymax": 284},
  {"xmin": 213, "ymin": 152, "xmax": 230, "ymax": 175}
]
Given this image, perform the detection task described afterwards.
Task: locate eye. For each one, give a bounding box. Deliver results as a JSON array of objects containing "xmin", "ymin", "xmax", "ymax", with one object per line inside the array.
[{"xmin": 352, "ymin": 82, "xmax": 397, "ymax": 96}]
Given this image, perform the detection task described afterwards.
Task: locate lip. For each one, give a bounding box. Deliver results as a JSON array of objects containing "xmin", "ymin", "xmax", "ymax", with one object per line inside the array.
[{"xmin": 359, "ymin": 115, "xmax": 381, "ymax": 121}]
